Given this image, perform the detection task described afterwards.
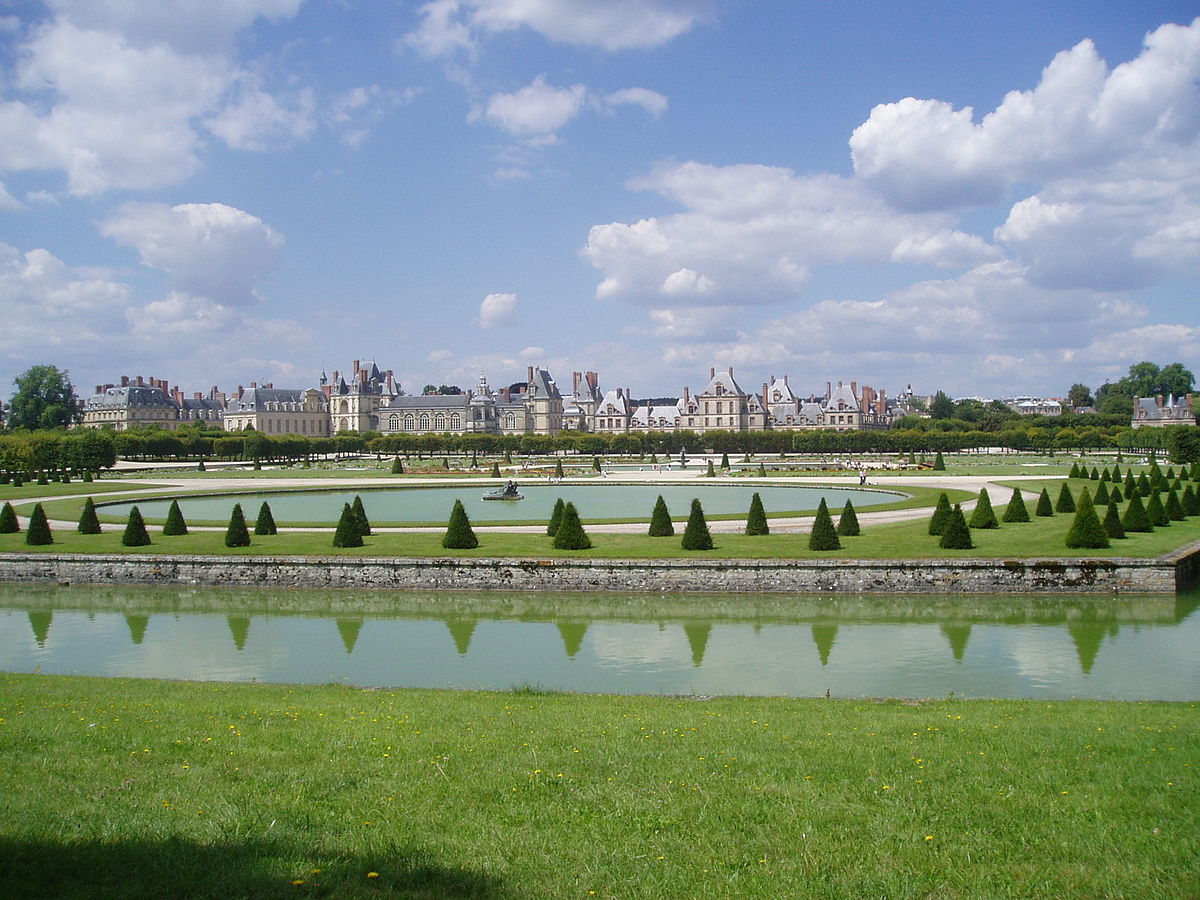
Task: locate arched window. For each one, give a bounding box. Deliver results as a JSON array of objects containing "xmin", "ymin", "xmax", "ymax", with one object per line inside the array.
[
  {"xmin": 404, "ymin": 414, "xmax": 415, "ymax": 431},
  {"xmin": 434, "ymin": 414, "xmax": 446, "ymax": 431},
  {"xmin": 504, "ymin": 414, "xmax": 516, "ymax": 429},
  {"xmin": 450, "ymin": 414, "xmax": 461, "ymax": 430},
  {"xmin": 388, "ymin": 414, "xmax": 399, "ymax": 431},
  {"xmin": 419, "ymin": 414, "xmax": 430, "ymax": 431}
]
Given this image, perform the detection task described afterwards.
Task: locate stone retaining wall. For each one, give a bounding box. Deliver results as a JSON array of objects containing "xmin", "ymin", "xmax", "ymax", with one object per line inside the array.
[{"xmin": 2, "ymin": 549, "xmax": 1196, "ymax": 594}]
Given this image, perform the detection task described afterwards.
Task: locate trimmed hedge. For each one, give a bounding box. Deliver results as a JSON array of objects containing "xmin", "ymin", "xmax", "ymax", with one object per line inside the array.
[
  {"xmin": 745, "ymin": 493, "xmax": 769, "ymax": 536},
  {"xmin": 648, "ymin": 495, "xmax": 675, "ymax": 537},
  {"xmin": 681, "ymin": 498, "xmax": 714, "ymax": 551},
  {"xmin": 121, "ymin": 506, "xmax": 152, "ymax": 547},
  {"xmin": 442, "ymin": 499, "xmax": 478, "ymax": 550},
  {"xmin": 552, "ymin": 502, "xmax": 591, "ymax": 550},
  {"xmin": 808, "ymin": 498, "xmax": 840, "ymax": 551}
]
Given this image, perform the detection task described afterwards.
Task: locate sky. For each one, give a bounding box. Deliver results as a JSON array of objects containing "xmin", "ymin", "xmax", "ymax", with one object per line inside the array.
[{"xmin": 1, "ymin": 0, "xmax": 1198, "ymax": 404}]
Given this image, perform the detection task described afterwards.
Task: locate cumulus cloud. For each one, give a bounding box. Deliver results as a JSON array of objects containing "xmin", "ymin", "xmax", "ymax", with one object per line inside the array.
[
  {"xmin": 204, "ymin": 79, "xmax": 316, "ymax": 152},
  {"xmin": 476, "ymin": 76, "xmax": 587, "ymax": 139},
  {"xmin": 477, "ymin": 291, "xmax": 518, "ymax": 327},
  {"xmin": 603, "ymin": 87, "xmax": 669, "ymax": 117}
]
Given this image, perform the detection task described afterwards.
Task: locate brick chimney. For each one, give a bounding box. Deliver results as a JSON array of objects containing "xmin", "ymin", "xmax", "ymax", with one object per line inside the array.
[
  {"xmin": 709, "ymin": 367, "xmax": 715, "ymax": 379},
  {"xmin": 573, "ymin": 371, "xmax": 581, "ymax": 395},
  {"xmin": 851, "ymin": 381, "xmax": 857, "ymax": 399}
]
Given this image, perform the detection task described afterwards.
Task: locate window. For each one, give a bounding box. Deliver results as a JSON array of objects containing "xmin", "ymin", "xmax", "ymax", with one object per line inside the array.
[
  {"xmin": 419, "ymin": 414, "xmax": 430, "ymax": 431},
  {"xmin": 450, "ymin": 414, "xmax": 461, "ymax": 430},
  {"xmin": 404, "ymin": 414, "xmax": 415, "ymax": 431},
  {"xmin": 388, "ymin": 414, "xmax": 399, "ymax": 431},
  {"xmin": 434, "ymin": 414, "xmax": 446, "ymax": 431}
]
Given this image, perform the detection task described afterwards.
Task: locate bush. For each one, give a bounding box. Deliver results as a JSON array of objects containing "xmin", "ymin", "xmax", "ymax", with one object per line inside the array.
[
  {"xmin": 552, "ymin": 501, "xmax": 591, "ymax": 550},
  {"xmin": 928, "ymin": 492, "xmax": 952, "ymax": 535},
  {"xmin": 351, "ymin": 495, "xmax": 371, "ymax": 536},
  {"xmin": 757, "ymin": 463, "xmax": 766, "ymax": 476},
  {"xmin": 745, "ymin": 492, "xmax": 770, "ymax": 535},
  {"xmin": 554, "ymin": 459, "xmax": 564, "ymax": 479},
  {"xmin": 1103, "ymin": 497, "xmax": 1125, "ymax": 539},
  {"xmin": 1035, "ymin": 488, "xmax": 1054, "ymax": 517},
  {"xmin": 1002, "ymin": 488, "xmax": 1030, "ymax": 523},
  {"xmin": 1068, "ymin": 462, "xmax": 1081, "ymax": 479},
  {"xmin": 648, "ymin": 495, "xmax": 674, "ymax": 537},
  {"xmin": 442, "ymin": 499, "xmax": 478, "ymax": 549},
  {"xmin": 681, "ymin": 498, "xmax": 714, "ymax": 551},
  {"xmin": 969, "ymin": 488, "xmax": 999, "ymax": 529},
  {"xmin": 82, "ymin": 470, "xmax": 93, "ymax": 483},
  {"xmin": 1145, "ymin": 492, "xmax": 1169, "ymax": 527},
  {"xmin": 1099, "ymin": 467, "xmax": 1110, "ymax": 483},
  {"xmin": 932, "ymin": 451, "xmax": 945, "ymax": 471},
  {"xmin": 1123, "ymin": 472, "xmax": 1137, "ymax": 500},
  {"xmin": 333, "ymin": 503, "xmax": 364, "ymax": 548},
  {"xmin": 1164, "ymin": 489, "xmax": 1185, "ymax": 522},
  {"xmin": 197, "ymin": 459, "xmax": 206, "ymax": 472},
  {"xmin": 705, "ymin": 460, "xmax": 716, "ymax": 477},
  {"xmin": 121, "ymin": 506, "xmax": 152, "ymax": 547},
  {"xmin": 391, "ymin": 457, "xmax": 404, "ymax": 475},
  {"xmin": 1121, "ymin": 492, "xmax": 1153, "ymax": 533},
  {"xmin": 224, "ymin": 503, "xmax": 251, "ymax": 548},
  {"xmin": 1093, "ymin": 481, "xmax": 1110, "ymax": 507},
  {"xmin": 490, "ymin": 462, "xmax": 501, "ymax": 478},
  {"xmin": 1055, "ymin": 483, "xmax": 1076, "ymax": 513},
  {"xmin": 254, "ymin": 502, "xmax": 278, "ymax": 536},
  {"xmin": 808, "ymin": 498, "xmax": 841, "ymax": 551},
  {"xmin": 720, "ymin": 452, "xmax": 730, "ymax": 469},
  {"xmin": 1065, "ymin": 488, "xmax": 1109, "ymax": 549},
  {"xmin": 836, "ymin": 499, "xmax": 860, "ymax": 536},
  {"xmin": 25, "ymin": 503, "xmax": 52, "ymax": 546},
  {"xmin": 938, "ymin": 504, "xmax": 973, "ymax": 549},
  {"xmin": 1089, "ymin": 466, "xmax": 1100, "ymax": 481},
  {"xmin": 78, "ymin": 497, "xmax": 102, "ymax": 535},
  {"xmin": 162, "ymin": 499, "xmax": 188, "ymax": 536},
  {"xmin": 0, "ymin": 501, "xmax": 19, "ymax": 534},
  {"xmin": 547, "ymin": 498, "xmax": 565, "ymax": 537},
  {"xmin": 1183, "ymin": 484, "xmax": 1199, "ymax": 517},
  {"xmin": 1136, "ymin": 472, "xmax": 1152, "ymax": 497}
]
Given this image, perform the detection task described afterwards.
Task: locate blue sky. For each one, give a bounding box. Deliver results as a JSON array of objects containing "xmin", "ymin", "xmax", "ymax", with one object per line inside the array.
[{"xmin": 2, "ymin": 0, "xmax": 1198, "ymax": 403}]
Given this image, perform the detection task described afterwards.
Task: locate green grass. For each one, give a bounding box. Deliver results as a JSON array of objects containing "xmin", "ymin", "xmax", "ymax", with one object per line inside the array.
[
  {"xmin": 0, "ymin": 481, "xmax": 136, "ymax": 502},
  {"xmin": 0, "ymin": 673, "xmax": 1195, "ymax": 899}
]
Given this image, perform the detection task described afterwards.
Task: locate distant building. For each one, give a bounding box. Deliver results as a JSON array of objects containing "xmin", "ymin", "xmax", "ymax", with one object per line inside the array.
[
  {"xmin": 1004, "ymin": 396, "xmax": 1064, "ymax": 416},
  {"xmin": 81, "ymin": 376, "xmax": 184, "ymax": 431},
  {"xmin": 224, "ymin": 385, "xmax": 330, "ymax": 436},
  {"xmin": 326, "ymin": 360, "xmax": 400, "ymax": 432},
  {"xmin": 1132, "ymin": 394, "xmax": 1196, "ymax": 428}
]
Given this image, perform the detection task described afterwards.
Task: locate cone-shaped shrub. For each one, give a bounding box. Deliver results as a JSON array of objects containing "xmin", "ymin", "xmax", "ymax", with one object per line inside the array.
[
  {"xmin": 1055, "ymin": 482, "xmax": 1076, "ymax": 513},
  {"xmin": 1145, "ymin": 492, "xmax": 1169, "ymax": 527},
  {"xmin": 61, "ymin": 472, "xmax": 70, "ymax": 484},
  {"xmin": 490, "ymin": 462, "xmax": 501, "ymax": 478},
  {"xmin": 592, "ymin": 456, "xmax": 601, "ymax": 472},
  {"xmin": 1002, "ymin": 488, "xmax": 1030, "ymax": 523},
  {"xmin": 1192, "ymin": 461, "xmax": 1200, "ymax": 481},
  {"xmin": 0, "ymin": 501, "xmax": 19, "ymax": 533},
  {"xmin": 836, "ymin": 498, "xmax": 859, "ymax": 536},
  {"xmin": 254, "ymin": 501, "xmax": 278, "ymax": 536},
  {"xmin": 1111, "ymin": 465, "xmax": 1122, "ymax": 482},
  {"xmin": 224, "ymin": 503, "xmax": 250, "ymax": 548},
  {"xmin": 1065, "ymin": 489, "xmax": 1109, "ymax": 549},
  {"xmin": 1035, "ymin": 488, "xmax": 1054, "ymax": 517},
  {"xmin": 351, "ymin": 495, "xmax": 371, "ymax": 536},
  {"xmin": 705, "ymin": 460, "xmax": 716, "ymax": 477},
  {"xmin": 938, "ymin": 504, "xmax": 973, "ymax": 549},
  {"xmin": 720, "ymin": 452, "xmax": 730, "ymax": 470},
  {"xmin": 442, "ymin": 499, "xmax": 478, "ymax": 549},
  {"xmin": 745, "ymin": 493, "xmax": 769, "ymax": 535},
  {"xmin": 808, "ymin": 498, "xmax": 841, "ymax": 551},
  {"xmin": 1092, "ymin": 480, "xmax": 1110, "ymax": 507},
  {"xmin": 196, "ymin": 459, "xmax": 206, "ymax": 472},
  {"xmin": 648, "ymin": 495, "xmax": 674, "ymax": 537},
  {"xmin": 681, "ymin": 498, "xmax": 714, "ymax": 551},
  {"xmin": 1089, "ymin": 466, "xmax": 1099, "ymax": 481},
  {"xmin": 552, "ymin": 501, "xmax": 591, "ymax": 550},
  {"xmin": 757, "ymin": 462, "xmax": 766, "ymax": 476},
  {"xmin": 333, "ymin": 503, "xmax": 364, "ymax": 548},
  {"xmin": 1099, "ymin": 467, "xmax": 1110, "ymax": 483},
  {"xmin": 78, "ymin": 497, "xmax": 102, "ymax": 535},
  {"xmin": 928, "ymin": 492, "xmax": 952, "ymax": 535},
  {"xmin": 932, "ymin": 451, "xmax": 945, "ymax": 471},
  {"xmin": 1165, "ymin": 466, "xmax": 1176, "ymax": 481},
  {"xmin": 162, "ymin": 499, "xmax": 187, "ymax": 536},
  {"xmin": 36, "ymin": 473, "xmax": 49, "ymax": 485},
  {"xmin": 969, "ymin": 488, "xmax": 999, "ymax": 529},
  {"xmin": 1123, "ymin": 472, "xmax": 1137, "ymax": 500},
  {"xmin": 391, "ymin": 457, "xmax": 404, "ymax": 474},
  {"xmin": 25, "ymin": 503, "xmax": 52, "ymax": 545},
  {"xmin": 554, "ymin": 459, "xmax": 564, "ymax": 478},
  {"xmin": 1121, "ymin": 492, "xmax": 1153, "ymax": 533},
  {"xmin": 12, "ymin": 475, "xmax": 23, "ymax": 487},
  {"xmin": 82, "ymin": 470, "xmax": 93, "ymax": 482},
  {"xmin": 1103, "ymin": 498, "xmax": 1125, "ymax": 539},
  {"xmin": 1136, "ymin": 472, "xmax": 1152, "ymax": 497},
  {"xmin": 121, "ymin": 506, "xmax": 152, "ymax": 547},
  {"xmin": 1165, "ymin": 489, "xmax": 1185, "ymax": 521},
  {"xmin": 1183, "ymin": 484, "xmax": 1199, "ymax": 517},
  {"xmin": 1068, "ymin": 462, "xmax": 1081, "ymax": 479},
  {"xmin": 547, "ymin": 497, "xmax": 565, "ymax": 537}
]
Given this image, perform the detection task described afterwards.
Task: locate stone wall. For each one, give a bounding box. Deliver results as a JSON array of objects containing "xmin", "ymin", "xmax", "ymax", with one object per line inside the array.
[{"xmin": 1, "ymin": 550, "xmax": 1194, "ymax": 594}]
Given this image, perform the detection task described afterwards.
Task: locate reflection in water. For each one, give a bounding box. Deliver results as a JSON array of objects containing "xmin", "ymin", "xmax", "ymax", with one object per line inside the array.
[{"xmin": 3, "ymin": 584, "xmax": 1198, "ymax": 699}]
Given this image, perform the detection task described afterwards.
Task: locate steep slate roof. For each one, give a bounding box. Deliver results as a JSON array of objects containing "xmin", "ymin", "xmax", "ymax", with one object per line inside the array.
[
  {"xmin": 700, "ymin": 369, "xmax": 744, "ymax": 396},
  {"xmin": 383, "ymin": 395, "xmax": 471, "ymax": 409},
  {"xmin": 596, "ymin": 389, "xmax": 630, "ymax": 416},
  {"xmin": 824, "ymin": 382, "xmax": 860, "ymax": 412},
  {"xmin": 228, "ymin": 388, "xmax": 309, "ymax": 412},
  {"xmin": 85, "ymin": 385, "xmax": 176, "ymax": 410},
  {"xmin": 528, "ymin": 368, "xmax": 561, "ymax": 399}
]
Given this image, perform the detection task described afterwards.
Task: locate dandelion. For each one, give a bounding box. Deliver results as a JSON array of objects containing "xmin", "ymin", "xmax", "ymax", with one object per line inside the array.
[
  {"xmin": 925, "ymin": 835, "xmax": 934, "ymax": 841},
  {"xmin": 367, "ymin": 871, "xmax": 380, "ymax": 879}
]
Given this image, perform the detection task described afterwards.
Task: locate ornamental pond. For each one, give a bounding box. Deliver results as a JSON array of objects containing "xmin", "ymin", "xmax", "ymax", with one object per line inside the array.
[{"xmin": 4, "ymin": 585, "xmax": 1197, "ymax": 700}]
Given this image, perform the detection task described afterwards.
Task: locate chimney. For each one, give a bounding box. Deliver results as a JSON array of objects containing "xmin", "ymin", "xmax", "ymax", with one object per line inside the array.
[
  {"xmin": 321, "ymin": 384, "xmax": 331, "ymax": 400},
  {"xmin": 728, "ymin": 366, "xmax": 734, "ymax": 379},
  {"xmin": 573, "ymin": 371, "xmax": 581, "ymax": 395},
  {"xmin": 237, "ymin": 385, "xmax": 245, "ymax": 400},
  {"xmin": 616, "ymin": 388, "xmax": 623, "ymax": 399},
  {"xmin": 826, "ymin": 381, "xmax": 831, "ymax": 399},
  {"xmin": 120, "ymin": 375, "xmax": 129, "ymax": 387},
  {"xmin": 193, "ymin": 392, "xmax": 202, "ymax": 401},
  {"xmin": 683, "ymin": 386, "xmax": 690, "ymax": 405},
  {"xmin": 762, "ymin": 382, "xmax": 769, "ymax": 411},
  {"xmin": 783, "ymin": 374, "xmax": 789, "ymax": 386},
  {"xmin": 135, "ymin": 375, "xmax": 144, "ymax": 387},
  {"xmin": 877, "ymin": 389, "xmax": 887, "ymax": 416},
  {"xmin": 709, "ymin": 367, "xmax": 715, "ymax": 379},
  {"xmin": 250, "ymin": 381, "xmax": 258, "ymax": 389},
  {"xmin": 851, "ymin": 381, "xmax": 857, "ymax": 399},
  {"xmin": 527, "ymin": 366, "xmax": 534, "ymax": 387},
  {"xmin": 502, "ymin": 386, "xmax": 511, "ymax": 402},
  {"xmin": 173, "ymin": 387, "xmax": 184, "ymax": 405},
  {"xmin": 587, "ymin": 371, "xmax": 598, "ymax": 392},
  {"xmin": 353, "ymin": 360, "xmax": 360, "ymax": 375}
]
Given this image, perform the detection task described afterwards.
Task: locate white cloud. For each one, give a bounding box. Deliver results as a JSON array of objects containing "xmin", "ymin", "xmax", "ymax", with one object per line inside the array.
[
  {"xmin": 0, "ymin": 181, "xmax": 22, "ymax": 211},
  {"xmin": 603, "ymin": 87, "xmax": 668, "ymax": 118},
  {"xmin": 476, "ymin": 76, "xmax": 587, "ymax": 139},
  {"xmin": 477, "ymin": 291, "xmax": 518, "ymax": 327},
  {"xmin": 519, "ymin": 346, "xmax": 546, "ymax": 359},
  {"xmin": 204, "ymin": 80, "xmax": 315, "ymax": 152},
  {"xmin": 428, "ymin": 349, "xmax": 454, "ymax": 362},
  {"xmin": 326, "ymin": 85, "xmax": 419, "ymax": 148},
  {"xmin": 99, "ymin": 202, "xmax": 284, "ymax": 307},
  {"xmin": 661, "ymin": 267, "xmax": 716, "ymax": 295},
  {"xmin": 44, "ymin": 0, "xmax": 303, "ymax": 51}
]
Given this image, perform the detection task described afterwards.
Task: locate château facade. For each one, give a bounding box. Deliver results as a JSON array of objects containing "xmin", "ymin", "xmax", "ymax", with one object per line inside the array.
[{"xmin": 1132, "ymin": 393, "xmax": 1196, "ymax": 428}]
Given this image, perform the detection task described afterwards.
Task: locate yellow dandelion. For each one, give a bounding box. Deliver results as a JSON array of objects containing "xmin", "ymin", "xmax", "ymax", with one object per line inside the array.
[{"xmin": 367, "ymin": 871, "xmax": 380, "ymax": 879}]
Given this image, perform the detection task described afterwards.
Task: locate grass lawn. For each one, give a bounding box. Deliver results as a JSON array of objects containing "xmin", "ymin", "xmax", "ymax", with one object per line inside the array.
[
  {"xmin": 0, "ymin": 481, "xmax": 138, "ymax": 503},
  {"xmin": 0, "ymin": 673, "xmax": 1195, "ymax": 899}
]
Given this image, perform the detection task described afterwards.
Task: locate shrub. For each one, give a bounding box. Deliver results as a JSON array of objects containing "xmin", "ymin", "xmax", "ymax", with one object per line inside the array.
[
  {"xmin": 82, "ymin": 470, "xmax": 93, "ymax": 483},
  {"xmin": 648, "ymin": 495, "xmax": 674, "ymax": 537},
  {"xmin": 36, "ymin": 473, "xmax": 49, "ymax": 485},
  {"xmin": 351, "ymin": 495, "xmax": 371, "ymax": 536},
  {"xmin": 333, "ymin": 503, "xmax": 364, "ymax": 548},
  {"xmin": 547, "ymin": 497, "xmax": 565, "ymax": 537},
  {"xmin": 592, "ymin": 456, "xmax": 602, "ymax": 472},
  {"xmin": 224, "ymin": 503, "xmax": 251, "ymax": 548},
  {"xmin": 1145, "ymin": 492, "xmax": 1169, "ymax": 527},
  {"xmin": 1121, "ymin": 492, "xmax": 1153, "ymax": 533},
  {"xmin": 78, "ymin": 497, "xmax": 102, "ymax": 535},
  {"xmin": 969, "ymin": 487, "xmax": 999, "ymax": 529},
  {"xmin": 162, "ymin": 499, "xmax": 188, "ymax": 536},
  {"xmin": 938, "ymin": 504, "xmax": 973, "ymax": 549},
  {"xmin": 121, "ymin": 506, "xmax": 152, "ymax": 547},
  {"xmin": 61, "ymin": 472, "xmax": 70, "ymax": 484},
  {"xmin": 1122, "ymin": 472, "xmax": 1136, "ymax": 499},
  {"xmin": 808, "ymin": 498, "xmax": 841, "ymax": 551},
  {"xmin": 1093, "ymin": 481, "xmax": 1110, "ymax": 507},
  {"xmin": 391, "ymin": 457, "xmax": 404, "ymax": 474},
  {"xmin": 1183, "ymin": 484, "xmax": 1199, "ymax": 517},
  {"xmin": 1068, "ymin": 462, "xmax": 1081, "ymax": 479},
  {"xmin": 1065, "ymin": 488, "xmax": 1109, "ymax": 549},
  {"xmin": 1103, "ymin": 497, "xmax": 1125, "ymax": 539},
  {"xmin": 1136, "ymin": 472, "xmax": 1152, "ymax": 497},
  {"xmin": 745, "ymin": 493, "xmax": 770, "ymax": 535},
  {"xmin": 932, "ymin": 451, "xmax": 945, "ymax": 471},
  {"xmin": 1002, "ymin": 488, "xmax": 1030, "ymax": 523},
  {"xmin": 705, "ymin": 460, "xmax": 716, "ymax": 477},
  {"xmin": 442, "ymin": 499, "xmax": 478, "ymax": 549},
  {"xmin": 928, "ymin": 492, "xmax": 952, "ymax": 535},
  {"xmin": 552, "ymin": 502, "xmax": 591, "ymax": 550},
  {"xmin": 720, "ymin": 452, "xmax": 730, "ymax": 469},
  {"xmin": 554, "ymin": 459, "xmax": 564, "ymax": 479},
  {"xmin": 0, "ymin": 501, "xmax": 19, "ymax": 534},
  {"xmin": 1111, "ymin": 465, "xmax": 1122, "ymax": 483},
  {"xmin": 681, "ymin": 498, "xmax": 714, "ymax": 551},
  {"xmin": 1035, "ymin": 488, "xmax": 1054, "ymax": 517},
  {"xmin": 490, "ymin": 462, "xmax": 500, "ymax": 478},
  {"xmin": 1099, "ymin": 467, "xmax": 1110, "ymax": 483},
  {"xmin": 1164, "ymin": 489, "xmax": 1185, "ymax": 522},
  {"xmin": 25, "ymin": 503, "xmax": 52, "ymax": 545},
  {"xmin": 254, "ymin": 502, "xmax": 278, "ymax": 536},
  {"xmin": 757, "ymin": 463, "xmax": 766, "ymax": 476},
  {"xmin": 1055, "ymin": 483, "xmax": 1076, "ymax": 513},
  {"xmin": 197, "ymin": 459, "xmax": 206, "ymax": 472},
  {"xmin": 1089, "ymin": 467, "xmax": 1099, "ymax": 480},
  {"xmin": 836, "ymin": 499, "xmax": 860, "ymax": 536}
]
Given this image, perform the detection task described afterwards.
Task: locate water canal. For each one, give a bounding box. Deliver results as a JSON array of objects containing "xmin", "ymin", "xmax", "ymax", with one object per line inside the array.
[{"xmin": 4, "ymin": 585, "xmax": 1197, "ymax": 699}]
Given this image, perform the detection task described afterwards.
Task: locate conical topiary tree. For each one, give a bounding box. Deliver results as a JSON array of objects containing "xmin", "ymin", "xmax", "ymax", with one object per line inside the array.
[
  {"xmin": 720, "ymin": 451, "xmax": 730, "ymax": 470},
  {"xmin": 932, "ymin": 451, "xmax": 945, "ymax": 471},
  {"xmin": 554, "ymin": 459, "xmax": 564, "ymax": 479},
  {"xmin": 0, "ymin": 501, "xmax": 19, "ymax": 534},
  {"xmin": 928, "ymin": 492, "xmax": 952, "ymax": 535},
  {"xmin": 1099, "ymin": 467, "xmax": 1110, "ymax": 483},
  {"xmin": 552, "ymin": 501, "xmax": 591, "ymax": 550},
  {"xmin": 25, "ymin": 503, "xmax": 52, "ymax": 546},
  {"xmin": 1136, "ymin": 471, "xmax": 1152, "ymax": 497},
  {"xmin": 745, "ymin": 492, "xmax": 769, "ymax": 535},
  {"xmin": 1002, "ymin": 488, "xmax": 1030, "ymax": 523},
  {"xmin": 121, "ymin": 506, "xmax": 152, "ymax": 547},
  {"xmin": 547, "ymin": 497, "xmax": 565, "ymax": 537},
  {"xmin": 808, "ymin": 498, "xmax": 841, "ymax": 551},
  {"xmin": 1183, "ymin": 484, "xmax": 1199, "ymax": 517},
  {"xmin": 836, "ymin": 498, "xmax": 860, "ymax": 536},
  {"xmin": 1093, "ymin": 480, "xmax": 1110, "ymax": 507},
  {"xmin": 82, "ymin": 470, "xmax": 93, "ymax": 482},
  {"xmin": 1035, "ymin": 487, "xmax": 1054, "ymax": 517},
  {"xmin": 1089, "ymin": 466, "xmax": 1099, "ymax": 481},
  {"xmin": 254, "ymin": 501, "xmax": 278, "ymax": 536},
  {"xmin": 351, "ymin": 495, "xmax": 371, "ymax": 536},
  {"xmin": 490, "ymin": 462, "xmax": 501, "ymax": 478},
  {"xmin": 969, "ymin": 487, "xmax": 999, "ymax": 529},
  {"xmin": 1068, "ymin": 462, "xmax": 1081, "ymax": 479},
  {"xmin": 705, "ymin": 460, "xmax": 716, "ymax": 477},
  {"xmin": 224, "ymin": 503, "xmax": 251, "ymax": 548},
  {"xmin": 1145, "ymin": 492, "xmax": 1169, "ymax": 527},
  {"xmin": 1055, "ymin": 482, "xmax": 1076, "ymax": 513},
  {"xmin": 648, "ymin": 495, "xmax": 674, "ymax": 537},
  {"xmin": 161, "ymin": 499, "xmax": 187, "ymax": 536},
  {"xmin": 77, "ymin": 497, "xmax": 102, "ymax": 535},
  {"xmin": 442, "ymin": 499, "xmax": 478, "ymax": 549},
  {"xmin": 757, "ymin": 462, "xmax": 766, "ymax": 476},
  {"xmin": 938, "ymin": 504, "xmax": 973, "ymax": 550},
  {"xmin": 1111, "ymin": 465, "xmax": 1123, "ymax": 483},
  {"xmin": 1103, "ymin": 497, "xmax": 1125, "ymax": 539},
  {"xmin": 1123, "ymin": 472, "xmax": 1137, "ymax": 499},
  {"xmin": 681, "ymin": 498, "xmax": 714, "ymax": 550},
  {"xmin": 333, "ymin": 503, "xmax": 364, "ymax": 548},
  {"xmin": 1121, "ymin": 491, "xmax": 1153, "ymax": 533},
  {"xmin": 1065, "ymin": 488, "xmax": 1108, "ymax": 549},
  {"xmin": 1164, "ymin": 489, "xmax": 1185, "ymax": 522},
  {"xmin": 391, "ymin": 457, "xmax": 404, "ymax": 474}
]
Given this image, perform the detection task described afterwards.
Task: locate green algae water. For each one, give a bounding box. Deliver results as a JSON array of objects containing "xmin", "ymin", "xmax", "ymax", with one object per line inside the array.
[{"xmin": 3, "ymin": 585, "xmax": 1197, "ymax": 699}]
